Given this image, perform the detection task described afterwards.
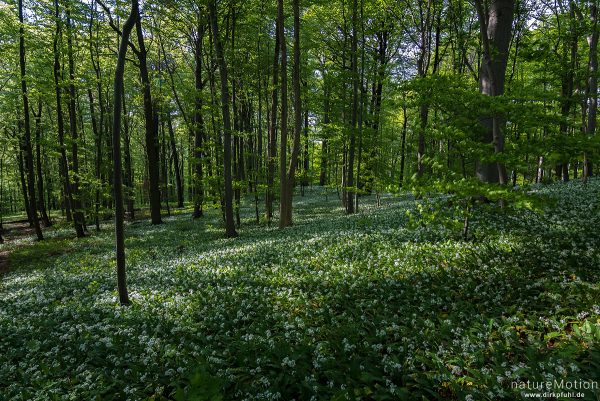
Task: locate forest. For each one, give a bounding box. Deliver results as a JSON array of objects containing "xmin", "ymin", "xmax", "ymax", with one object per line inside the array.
[{"xmin": 0, "ymin": 0, "xmax": 599, "ymax": 399}]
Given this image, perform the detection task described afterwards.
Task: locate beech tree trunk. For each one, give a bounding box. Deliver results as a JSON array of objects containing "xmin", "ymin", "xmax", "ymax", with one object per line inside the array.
[
  {"xmin": 208, "ymin": 0, "xmax": 238, "ymax": 238},
  {"xmin": 33, "ymin": 101, "xmax": 51, "ymax": 227},
  {"xmin": 66, "ymin": 6, "xmax": 85, "ymax": 237},
  {"xmin": 475, "ymin": 0, "xmax": 514, "ymax": 184},
  {"xmin": 135, "ymin": 2, "xmax": 162, "ymax": 225},
  {"xmin": 266, "ymin": 17, "xmax": 280, "ymax": 224},
  {"xmin": 277, "ymin": 0, "xmax": 289, "ymax": 228},
  {"xmin": 280, "ymin": 0, "xmax": 302, "ymax": 228},
  {"xmin": 193, "ymin": 22, "xmax": 206, "ymax": 219},
  {"xmin": 112, "ymin": 0, "xmax": 138, "ymax": 307},
  {"xmin": 584, "ymin": 2, "xmax": 598, "ymax": 181},
  {"xmin": 18, "ymin": 0, "xmax": 43, "ymax": 241}
]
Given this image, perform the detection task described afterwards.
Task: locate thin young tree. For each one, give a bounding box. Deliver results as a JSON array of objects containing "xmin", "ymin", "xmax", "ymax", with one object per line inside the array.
[
  {"xmin": 111, "ymin": 0, "xmax": 139, "ymax": 307},
  {"xmin": 66, "ymin": 4, "xmax": 86, "ymax": 237},
  {"xmin": 18, "ymin": 0, "xmax": 43, "ymax": 241},
  {"xmin": 208, "ymin": 0, "xmax": 238, "ymax": 238},
  {"xmin": 280, "ymin": 0, "xmax": 303, "ymax": 228}
]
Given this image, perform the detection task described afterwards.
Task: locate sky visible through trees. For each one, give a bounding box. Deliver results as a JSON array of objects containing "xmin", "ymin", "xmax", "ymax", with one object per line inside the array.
[{"xmin": 0, "ymin": 0, "xmax": 599, "ymax": 399}]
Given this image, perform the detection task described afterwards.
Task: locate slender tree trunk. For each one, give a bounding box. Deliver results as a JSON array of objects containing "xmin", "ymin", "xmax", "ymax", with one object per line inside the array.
[
  {"xmin": 17, "ymin": 146, "xmax": 32, "ymax": 226},
  {"xmin": 166, "ymin": 111, "xmax": 184, "ymax": 208},
  {"xmin": 33, "ymin": 101, "xmax": 51, "ymax": 226},
  {"xmin": 208, "ymin": 0, "xmax": 238, "ymax": 238},
  {"xmin": 280, "ymin": 0, "xmax": 303, "ymax": 228},
  {"xmin": 88, "ymin": 88, "xmax": 102, "ymax": 230},
  {"xmin": 277, "ymin": 0, "xmax": 290, "ymax": 227},
  {"xmin": 266, "ymin": 16, "xmax": 281, "ymax": 224},
  {"xmin": 399, "ymin": 102, "xmax": 408, "ymax": 187},
  {"xmin": 90, "ymin": 0, "xmax": 104, "ymax": 229},
  {"xmin": 345, "ymin": 0, "xmax": 358, "ymax": 214},
  {"xmin": 134, "ymin": 3, "xmax": 162, "ymax": 224},
  {"xmin": 66, "ymin": 6, "xmax": 85, "ymax": 237},
  {"xmin": 123, "ymin": 96, "xmax": 135, "ymax": 220},
  {"xmin": 18, "ymin": 0, "xmax": 43, "ymax": 241},
  {"xmin": 320, "ymin": 81, "xmax": 330, "ymax": 186},
  {"xmin": 584, "ymin": 2, "xmax": 598, "ymax": 181},
  {"xmin": 193, "ymin": 22, "xmax": 206, "ymax": 218},
  {"xmin": 112, "ymin": 0, "xmax": 138, "ymax": 307}
]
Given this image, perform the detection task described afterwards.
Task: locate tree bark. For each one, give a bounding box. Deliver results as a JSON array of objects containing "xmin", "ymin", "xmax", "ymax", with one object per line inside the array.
[
  {"xmin": 112, "ymin": 0, "xmax": 138, "ymax": 307},
  {"xmin": 584, "ymin": 2, "xmax": 598, "ymax": 181},
  {"xmin": 134, "ymin": 2, "xmax": 162, "ymax": 225},
  {"xmin": 33, "ymin": 101, "xmax": 51, "ymax": 227},
  {"xmin": 280, "ymin": 0, "xmax": 303, "ymax": 228},
  {"xmin": 18, "ymin": 0, "xmax": 43, "ymax": 241},
  {"xmin": 208, "ymin": 0, "xmax": 238, "ymax": 238},
  {"xmin": 474, "ymin": 0, "xmax": 514, "ymax": 185},
  {"xmin": 266, "ymin": 17, "xmax": 280, "ymax": 224},
  {"xmin": 193, "ymin": 21, "xmax": 206, "ymax": 219},
  {"xmin": 277, "ymin": 0, "xmax": 290, "ymax": 228},
  {"xmin": 345, "ymin": 0, "xmax": 358, "ymax": 214},
  {"xmin": 66, "ymin": 5, "xmax": 86, "ymax": 237}
]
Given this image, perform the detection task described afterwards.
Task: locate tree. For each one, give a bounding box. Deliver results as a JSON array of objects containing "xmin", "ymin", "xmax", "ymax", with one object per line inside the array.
[
  {"xmin": 111, "ymin": 0, "xmax": 139, "ymax": 307},
  {"xmin": 18, "ymin": 0, "xmax": 43, "ymax": 241},
  {"xmin": 279, "ymin": 0, "xmax": 303, "ymax": 228},
  {"xmin": 66, "ymin": 3, "xmax": 86, "ymax": 237},
  {"xmin": 208, "ymin": 0, "xmax": 238, "ymax": 238},
  {"xmin": 134, "ymin": 0, "xmax": 162, "ymax": 225},
  {"xmin": 474, "ymin": 0, "xmax": 515, "ymax": 185}
]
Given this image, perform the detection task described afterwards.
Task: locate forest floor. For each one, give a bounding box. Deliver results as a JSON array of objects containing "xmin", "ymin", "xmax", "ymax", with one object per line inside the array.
[{"xmin": 0, "ymin": 181, "xmax": 599, "ymax": 401}]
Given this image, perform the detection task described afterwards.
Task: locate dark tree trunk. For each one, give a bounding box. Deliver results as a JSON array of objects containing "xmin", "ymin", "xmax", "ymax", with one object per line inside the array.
[
  {"xmin": 277, "ymin": 0, "xmax": 290, "ymax": 228},
  {"xmin": 399, "ymin": 101, "xmax": 408, "ymax": 187},
  {"xmin": 33, "ymin": 101, "xmax": 51, "ymax": 227},
  {"xmin": 66, "ymin": 6, "xmax": 85, "ymax": 237},
  {"xmin": 475, "ymin": 0, "xmax": 515, "ymax": 184},
  {"xmin": 266, "ymin": 16, "xmax": 281, "ymax": 224},
  {"xmin": 89, "ymin": 0, "xmax": 104, "ymax": 230},
  {"xmin": 17, "ymin": 147, "xmax": 32, "ymax": 226},
  {"xmin": 123, "ymin": 96, "xmax": 135, "ymax": 220},
  {"xmin": 345, "ymin": 0, "xmax": 358, "ymax": 215},
  {"xmin": 112, "ymin": 0, "xmax": 138, "ymax": 307},
  {"xmin": 280, "ymin": 0, "xmax": 303, "ymax": 228},
  {"xmin": 167, "ymin": 111, "xmax": 184, "ymax": 208},
  {"xmin": 18, "ymin": 0, "xmax": 43, "ymax": 241},
  {"xmin": 584, "ymin": 3, "xmax": 598, "ymax": 181},
  {"xmin": 320, "ymin": 80, "xmax": 330, "ymax": 187},
  {"xmin": 88, "ymin": 88, "xmax": 101, "ymax": 230},
  {"xmin": 135, "ymin": 2, "xmax": 162, "ymax": 225},
  {"xmin": 208, "ymin": 0, "xmax": 238, "ymax": 238},
  {"xmin": 193, "ymin": 22, "xmax": 206, "ymax": 219}
]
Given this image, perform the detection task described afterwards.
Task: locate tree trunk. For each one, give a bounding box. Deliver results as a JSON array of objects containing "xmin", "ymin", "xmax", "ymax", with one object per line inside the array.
[
  {"xmin": 135, "ymin": 3, "xmax": 162, "ymax": 225},
  {"xmin": 193, "ymin": 22, "xmax": 206, "ymax": 219},
  {"xmin": 33, "ymin": 101, "xmax": 51, "ymax": 227},
  {"xmin": 208, "ymin": 0, "xmax": 238, "ymax": 238},
  {"xmin": 345, "ymin": 0, "xmax": 358, "ymax": 214},
  {"xmin": 66, "ymin": 6, "xmax": 86, "ymax": 237},
  {"xmin": 584, "ymin": 2, "xmax": 598, "ymax": 181},
  {"xmin": 123, "ymin": 96, "xmax": 135, "ymax": 220},
  {"xmin": 474, "ymin": 0, "xmax": 514, "ymax": 185},
  {"xmin": 18, "ymin": 0, "xmax": 43, "ymax": 241},
  {"xmin": 167, "ymin": 111, "xmax": 184, "ymax": 208},
  {"xmin": 280, "ymin": 0, "xmax": 303, "ymax": 228},
  {"xmin": 266, "ymin": 17, "xmax": 280, "ymax": 224},
  {"xmin": 277, "ymin": 0, "xmax": 290, "ymax": 228},
  {"xmin": 112, "ymin": 0, "xmax": 138, "ymax": 307}
]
